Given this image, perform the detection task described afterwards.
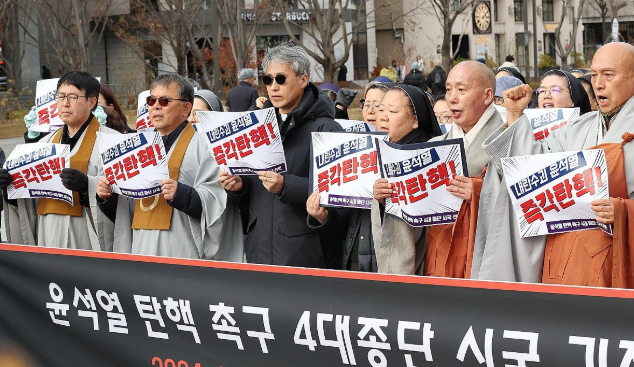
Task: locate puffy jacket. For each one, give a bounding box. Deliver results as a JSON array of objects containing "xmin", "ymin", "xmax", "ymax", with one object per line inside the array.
[
  {"xmin": 403, "ymin": 69, "xmax": 426, "ymax": 90},
  {"xmin": 227, "ymin": 83, "xmax": 343, "ymax": 268}
]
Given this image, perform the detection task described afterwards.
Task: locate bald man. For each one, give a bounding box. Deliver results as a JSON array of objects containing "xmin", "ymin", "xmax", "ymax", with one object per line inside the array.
[
  {"xmin": 373, "ymin": 61, "xmax": 505, "ymax": 276},
  {"xmin": 474, "ymin": 42, "xmax": 634, "ymax": 286}
]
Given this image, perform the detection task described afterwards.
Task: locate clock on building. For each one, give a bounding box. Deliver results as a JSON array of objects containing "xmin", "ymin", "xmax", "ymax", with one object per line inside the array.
[{"xmin": 473, "ymin": 1, "xmax": 491, "ymax": 34}]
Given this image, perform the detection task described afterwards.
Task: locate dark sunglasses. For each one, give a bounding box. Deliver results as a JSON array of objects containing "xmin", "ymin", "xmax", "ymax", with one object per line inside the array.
[
  {"xmin": 262, "ymin": 74, "xmax": 287, "ymax": 86},
  {"xmin": 146, "ymin": 96, "xmax": 188, "ymax": 107}
]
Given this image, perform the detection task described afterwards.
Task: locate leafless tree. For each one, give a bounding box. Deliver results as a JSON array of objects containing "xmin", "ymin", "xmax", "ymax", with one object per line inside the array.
[
  {"xmin": 19, "ymin": 0, "xmax": 111, "ymax": 74},
  {"xmin": 275, "ymin": 0, "xmax": 424, "ymax": 83},
  {"xmin": 426, "ymin": 0, "xmax": 478, "ymax": 72},
  {"xmin": 539, "ymin": 0, "xmax": 585, "ymax": 70},
  {"xmin": 588, "ymin": 0, "xmax": 626, "ymax": 42},
  {"xmin": 0, "ymin": 0, "xmax": 26, "ymax": 92}
]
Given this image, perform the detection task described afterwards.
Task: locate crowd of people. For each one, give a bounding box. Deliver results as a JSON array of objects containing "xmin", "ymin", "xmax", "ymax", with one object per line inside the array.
[{"xmin": 0, "ymin": 41, "xmax": 632, "ymax": 289}]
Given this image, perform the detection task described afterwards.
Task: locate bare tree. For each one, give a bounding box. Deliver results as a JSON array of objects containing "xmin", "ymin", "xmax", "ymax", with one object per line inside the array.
[
  {"xmin": 0, "ymin": 0, "xmax": 26, "ymax": 92},
  {"xmin": 275, "ymin": 0, "xmax": 423, "ymax": 83},
  {"xmin": 19, "ymin": 0, "xmax": 111, "ymax": 74},
  {"xmin": 426, "ymin": 0, "xmax": 477, "ymax": 72},
  {"xmin": 588, "ymin": 0, "xmax": 626, "ymax": 42},
  {"xmin": 540, "ymin": 0, "xmax": 585, "ymax": 70}
]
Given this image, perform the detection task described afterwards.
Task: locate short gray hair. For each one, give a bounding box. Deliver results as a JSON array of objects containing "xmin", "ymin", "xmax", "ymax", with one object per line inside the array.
[
  {"xmin": 150, "ymin": 73, "xmax": 194, "ymax": 104},
  {"xmin": 262, "ymin": 43, "xmax": 311, "ymax": 79}
]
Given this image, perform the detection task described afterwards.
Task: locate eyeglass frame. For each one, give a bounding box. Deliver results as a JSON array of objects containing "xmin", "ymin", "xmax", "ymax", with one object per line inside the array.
[
  {"xmin": 435, "ymin": 113, "xmax": 451, "ymax": 123},
  {"xmin": 535, "ymin": 86, "xmax": 570, "ymax": 97},
  {"xmin": 262, "ymin": 74, "xmax": 288, "ymax": 86},
  {"xmin": 146, "ymin": 96, "xmax": 189, "ymax": 107},
  {"xmin": 361, "ymin": 100, "xmax": 381, "ymax": 111},
  {"xmin": 56, "ymin": 93, "xmax": 90, "ymax": 103},
  {"xmin": 493, "ymin": 96, "xmax": 505, "ymax": 105}
]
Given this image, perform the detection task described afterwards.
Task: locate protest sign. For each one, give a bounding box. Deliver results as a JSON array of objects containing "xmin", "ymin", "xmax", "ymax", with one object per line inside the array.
[
  {"xmin": 493, "ymin": 104, "xmax": 507, "ymax": 122},
  {"xmin": 311, "ymin": 132, "xmax": 386, "ymax": 209},
  {"xmin": 3, "ymin": 143, "xmax": 72, "ymax": 204},
  {"xmin": 195, "ymin": 108, "xmax": 286, "ymax": 174},
  {"xmin": 378, "ymin": 138, "xmax": 467, "ymax": 227},
  {"xmin": 501, "ymin": 149, "xmax": 609, "ymax": 238},
  {"xmin": 31, "ymin": 78, "xmax": 63, "ymax": 133},
  {"xmin": 97, "ymin": 132, "xmax": 168, "ymax": 199},
  {"xmin": 335, "ymin": 119, "xmax": 377, "ymax": 133},
  {"xmin": 525, "ymin": 107, "xmax": 580, "ymax": 141},
  {"xmin": 135, "ymin": 90, "xmax": 154, "ymax": 132}
]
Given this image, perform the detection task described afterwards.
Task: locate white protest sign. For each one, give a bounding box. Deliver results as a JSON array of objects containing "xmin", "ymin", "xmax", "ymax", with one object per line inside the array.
[
  {"xmin": 31, "ymin": 79, "xmax": 63, "ymax": 133},
  {"xmin": 135, "ymin": 90, "xmax": 154, "ymax": 132},
  {"xmin": 335, "ymin": 119, "xmax": 377, "ymax": 133},
  {"xmin": 501, "ymin": 149, "xmax": 609, "ymax": 238},
  {"xmin": 311, "ymin": 132, "xmax": 386, "ymax": 209},
  {"xmin": 195, "ymin": 108, "xmax": 286, "ymax": 175},
  {"xmin": 525, "ymin": 107, "xmax": 580, "ymax": 141},
  {"xmin": 97, "ymin": 132, "xmax": 168, "ymax": 199},
  {"xmin": 493, "ymin": 104, "xmax": 507, "ymax": 122},
  {"xmin": 378, "ymin": 138, "xmax": 467, "ymax": 227},
  {"xmin": 3, "ymin": 143, "xmax": 72, "ymax": 204}
]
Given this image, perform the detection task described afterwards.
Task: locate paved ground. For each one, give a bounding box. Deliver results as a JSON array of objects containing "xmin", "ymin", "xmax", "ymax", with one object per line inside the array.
[{"xmin": 1, "ymin": 137, "xmax": 25, "ymax": 158}]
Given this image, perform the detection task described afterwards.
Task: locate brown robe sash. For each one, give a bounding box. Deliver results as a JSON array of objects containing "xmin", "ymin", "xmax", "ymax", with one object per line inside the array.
[
  {"xmin": 131, "ymin": 123, "xmax": 195, "ymax": 230},
  {"xmin": 542, "ymin": 135, "xmax": 631, "ymax": 287},
  {"xmin": 37, "ymin": 118, "xmax": 100, "ymax": 217},
  {"xmin": 424, "ymin": 168, "xmax": 486, "ymax": 278}
]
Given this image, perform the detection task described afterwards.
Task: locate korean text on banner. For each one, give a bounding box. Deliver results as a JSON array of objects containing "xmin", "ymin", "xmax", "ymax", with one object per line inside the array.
[
  {"xmin": 311, "ymin": 132, "xmax": 386, "ymax": 209},
  {"xmin": 136, "ymin": 90, "xmax": 154, "ymax": 132},
  {"xmin": 378, "ymin": 138, "xmax": 467, "ymax": 227},
  {"xmin": 31, "ymin": 78, "xmax": 63, "ymax": 133},
  {"xmin": 525, "ymin": 108, "xmax": 580, "ymax": 141},
  {"xmin": 335, "ymin": 119, "xmax": 377, "ymax": 133},
  {"xmin": 3, "ymin": 143, "xmax": 73, "ymax": 204},
  {"xmin": 97, "ymin": 132, "xmax": 168, "ymax": 199},
  {"xmin": 501, "ymin": 149, "xmax": 609, "ymax": 238},
  {"xmin": 195, "ymin": 108, "xmax": 286, "ymax": 175}
]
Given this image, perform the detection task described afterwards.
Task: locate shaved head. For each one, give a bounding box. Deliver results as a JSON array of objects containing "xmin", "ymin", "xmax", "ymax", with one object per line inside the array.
[
  {"xmin": 445, "ymin": 61, "xmax": 495, "ymax": 131},
  {"xmin": 591, "ymin": 42, "xmax": 634, "ymax": 114}
]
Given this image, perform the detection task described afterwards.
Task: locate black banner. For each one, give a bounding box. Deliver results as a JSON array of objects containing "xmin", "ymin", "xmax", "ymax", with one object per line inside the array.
[{"xmin": 1, "ymin": 244, "xmax": 634, "ymax": 367}]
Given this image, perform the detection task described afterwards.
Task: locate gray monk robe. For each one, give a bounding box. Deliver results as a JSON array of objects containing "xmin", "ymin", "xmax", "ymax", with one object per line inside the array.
[
  {"xmin": 3, "ymin": 117, "xmax": 124, "ymax": 251},
  {"xmin": 473, "ymin": 97, "xmax": 634, "ymax": 283},
  {"xmin": 112, "ymin": 123, "xmax": 244, "ymax": 261},
  {"xmin": 371, "ymin": 106, "xmax": 504, "ymax": 275}
]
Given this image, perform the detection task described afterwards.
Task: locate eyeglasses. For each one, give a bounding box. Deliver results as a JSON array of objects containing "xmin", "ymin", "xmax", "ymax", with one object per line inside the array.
[
  {"xmin": 262, "ymin": 74, "xmax": 287, "ymax": 86},
  {"xmin": 361, "ymin": 100, "xmax": 381, "ymax": 111},
  {"xmin": 535, "ymin": 86, "xmax": 570, "ymax": 97},
  {"xmin": 57, "ymin": 94, "xmax": 88, "ymax": 103},
  {"xmin": 146, "ymin": 96, "xmax": 188, "ymax": 107},
  {"xmin": 493, "ymin": 96, "xmax": 504, "ymax": 105},
  {"xmin": 435, "ymin": 113, "xmax": 451, "ymax": 123}
]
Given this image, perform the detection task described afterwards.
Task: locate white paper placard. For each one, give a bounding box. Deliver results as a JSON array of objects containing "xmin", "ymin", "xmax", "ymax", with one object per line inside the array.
[
  {"xmin": 194, "ymin": 108, "xmax": 286, "ymax": 175},
  {"xmin": 378, "ymin": 138, "xmax": 467, "ymax": 227},
  {"xmin": 135, "ymin": 90, "xmax": 154, "ymax": 132},
  {"xmin": 97, "ymin": 132, "xmax": 168, "ymax": 199},
  {"xmin": 335, "ymin": 119, "xmax": 377, "ymax": 133},
  {"xmin": 4, "ymin": 143, "xmax": 73, "ymax": 204},
  {"xmin": 311, "ymin": 132, "xmax": 386, "ymax": 209},
  {"xmin": 501, "ymin": 149, "xmax": 609, "ymax": 238},
  {"xmin": 524, "ymin": 107, "xmax": 580, "ymax": 141},
  {"xmin": 31, "ymin": 79, "xmax": 64, "ymax": 133}
]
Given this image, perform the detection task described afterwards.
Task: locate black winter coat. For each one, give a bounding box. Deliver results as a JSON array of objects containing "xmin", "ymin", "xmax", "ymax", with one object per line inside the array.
[
  {"xmin": 426, "ymin": 66, "xmax": 447, "ymax": 97},
  {"xmin": 403, "ymin": 69, "xmax": 426, "ymax": 90},
  {"xmin": 227, "ymin": 84, "xmax": 343, "ymax": 268},
  {"xmin": 226, "ymin": 81, "xmax": 259, "ymax": 112}
]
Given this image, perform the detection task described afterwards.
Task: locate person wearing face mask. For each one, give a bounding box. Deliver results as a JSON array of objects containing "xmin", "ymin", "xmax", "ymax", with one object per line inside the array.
[
  {"xmin": 0, "ymin": 71, "xmax": 124, "ymax": 250},
  {"xmin": 372, "ymin": 61, "xmax": 505, "ymax": 276},
  {"xmin": 474, "ymin": 42, "xmax": 634, "ymax": 287}
]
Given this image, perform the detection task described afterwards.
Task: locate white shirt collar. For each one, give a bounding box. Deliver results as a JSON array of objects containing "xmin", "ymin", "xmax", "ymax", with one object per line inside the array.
[{"xmin": 451, "ymin": 103, "xmax": 495, "ymax": 150}]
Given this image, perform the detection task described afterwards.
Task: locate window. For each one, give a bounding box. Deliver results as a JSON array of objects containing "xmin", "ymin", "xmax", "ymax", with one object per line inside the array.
[
  {"xmin": 514, "ymin": 0, "xmax": 523, "ymax": 21},
  {"xmin": 494, "ymin": 0, "xmax": 498, "ymax": 22},
  {"xmin": 543, "ymin": 0, "xmax": 554, "ymax": 22},
  {"xmin": 452, "ymin": 0, "xmax": 461, "ymax": 12}
]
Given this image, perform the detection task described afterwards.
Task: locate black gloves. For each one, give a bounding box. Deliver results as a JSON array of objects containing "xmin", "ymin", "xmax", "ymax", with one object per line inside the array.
[
  {"xmin": 0, "ymin": 169, "xmax": 12, "ymax": 190},
  {"xmin": 335, "ymin": 89, "xmax": 358, "ymax": 109},
  {"xmin": 60, "ymin": 168, "xmax": 88, "ymax": 193}
]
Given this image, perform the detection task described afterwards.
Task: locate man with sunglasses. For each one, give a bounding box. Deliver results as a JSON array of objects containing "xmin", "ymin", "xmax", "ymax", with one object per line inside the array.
[
  {"xmin": 96, "ymin": 73, "xmax": 243, "ymax": 261},
  {"xmin": 220, "ymin": 44, "xmax": 342, "ymax": 269},
  {"xmin": 474, "ymin": 42, "xmax": 634, "ymax": 286},
  {"xmin": 0, "ymin": 71, "xmax": 124, "ymax": 251}
]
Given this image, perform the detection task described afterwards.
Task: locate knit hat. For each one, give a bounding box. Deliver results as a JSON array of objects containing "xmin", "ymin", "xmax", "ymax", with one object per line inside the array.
[
  {"xmin": 194, "ymin": 89, "xmax": 224, "ymax": 112},
  {"xmin": 318, "ymin": 83, "xmax": 340, "ymax": 94},
  {"xmin": 237, "ymin": 68, "xmax": 254, "ymax": 81},
  {"xmin": 410, "ymin": 61, "xmax": 419, "ymax": 70},
  {"xmin": 495, "ymin": 76, "xmax": 523, "ymax": 97}
]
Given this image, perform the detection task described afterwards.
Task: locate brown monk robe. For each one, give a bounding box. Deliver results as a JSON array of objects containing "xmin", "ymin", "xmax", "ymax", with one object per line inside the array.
[
  {"xmin": 543, "ymin": 133, "xmax": 634, "ymax": 287},
  {"xmin": 424, "ymin": 170, "xmax": 485, "ymax": 278}
]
